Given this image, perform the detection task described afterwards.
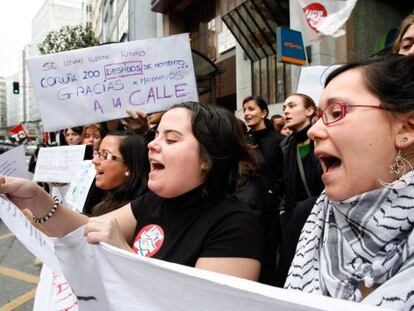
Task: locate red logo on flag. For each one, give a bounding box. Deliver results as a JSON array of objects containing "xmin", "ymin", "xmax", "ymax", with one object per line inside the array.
[
  {"xmin": 303, "ymin": 3, "xmax": 327, "ymax": 33},
  {"xmin": 7, "ymin": 123, "xmax": 29, "ymax": 144}
]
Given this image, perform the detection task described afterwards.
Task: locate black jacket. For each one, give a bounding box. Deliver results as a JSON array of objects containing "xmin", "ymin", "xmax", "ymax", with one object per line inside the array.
[
  {"xmin": 240, "ymin": 127, "xmax": 284, "ymax": 212},
  {"xmin": 280, "ymin": 124, "xmax": 323, "ymax": 216}
]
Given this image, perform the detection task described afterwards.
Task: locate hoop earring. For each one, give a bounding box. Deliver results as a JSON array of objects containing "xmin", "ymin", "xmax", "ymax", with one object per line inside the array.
[{"xmin": 378, "ymin": 150, "xmax": 414, "ymax": 189}]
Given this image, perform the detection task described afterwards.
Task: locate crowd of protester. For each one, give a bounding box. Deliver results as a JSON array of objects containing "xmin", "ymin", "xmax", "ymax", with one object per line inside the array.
[{"xmin": 1, "ymin": 11, "xmax": 414, "ymax": 311}]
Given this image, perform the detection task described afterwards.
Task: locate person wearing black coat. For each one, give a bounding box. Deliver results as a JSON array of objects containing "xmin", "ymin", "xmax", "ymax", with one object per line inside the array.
[
  {"xmin": 277, "ymin": 93, "xmax": 324, "ymax": 286},
  {"xmin": 241, "ymin": 95, "xmax": 284, "ymax": 286}
]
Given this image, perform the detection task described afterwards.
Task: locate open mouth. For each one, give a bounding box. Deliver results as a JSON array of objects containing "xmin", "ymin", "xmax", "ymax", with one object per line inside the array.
[
  {"xmin": 320, "ymin": 156, "xmax": 341, "ymax": 172},
  {"xmin": 151, "ymin": 161, "xmax": 165, "ymax": 171}
]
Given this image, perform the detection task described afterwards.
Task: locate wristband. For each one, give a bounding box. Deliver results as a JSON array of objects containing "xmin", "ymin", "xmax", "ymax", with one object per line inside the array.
[{"xmin": 33, "ymin": 196, "xmax": 60, "ymax": 224}]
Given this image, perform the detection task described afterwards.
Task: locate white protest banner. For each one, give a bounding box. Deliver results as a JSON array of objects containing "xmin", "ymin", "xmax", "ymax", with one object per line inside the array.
[
  {"xmin": 0, "ymin": 145, "xmax": 30, "ymax": 179},
  {"xmin": 34, "ymin": 265, "xmax": 79, "ymax": 311},
  {"xmin": 0, "ymin": 196, "xmax": 61, "ymax": 274},
  {"xmin": 52, "ymin": 227, "xmax": 389, "ymax": 311},
  {"xmin": 26, "ymin": 33, "xmax": 198, "ymax": 131},
  {"xmin": 65, "ymin": 160, "xmax": 96, "ymax": 212},
  {"xmin": 296, "ymin": 65, "xmax": 340, "ymax": 105},
  {"xmin": 295, "ymin": 0, "xmax": 358, "ymax": 45},
  {"xmin": 33, "ymin": 145, "xmax": 87, "ymax": 183}
]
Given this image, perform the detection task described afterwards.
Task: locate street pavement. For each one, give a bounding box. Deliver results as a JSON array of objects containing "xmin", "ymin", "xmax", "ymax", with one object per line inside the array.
[{"xmin": 0, "ymin": 220, "xmax": 41, "ymax": 310}]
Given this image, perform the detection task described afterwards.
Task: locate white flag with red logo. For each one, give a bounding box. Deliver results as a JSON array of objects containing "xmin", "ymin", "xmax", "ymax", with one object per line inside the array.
[
  {"xmin": 296, "ymin": 0, "xmax": 358, "ymax": 45},
  {"xmin": 7, "ymin": 123, "xmax": 29, "ymax": 144}
]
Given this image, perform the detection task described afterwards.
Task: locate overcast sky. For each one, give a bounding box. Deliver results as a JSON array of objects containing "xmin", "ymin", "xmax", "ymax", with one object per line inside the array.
[{"xmin": 0, "ymin": 0, "xmax": 45, "ymax": 78}]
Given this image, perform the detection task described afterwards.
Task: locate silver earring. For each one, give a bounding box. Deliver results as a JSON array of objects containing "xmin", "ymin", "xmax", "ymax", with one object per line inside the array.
[
  {"xmin": 125, "ymin": 171, "xmax": 130, "ymax": 176},
  {"xmin": 378, "ymin": 150, "xmax": 413, "ymax": 189}
]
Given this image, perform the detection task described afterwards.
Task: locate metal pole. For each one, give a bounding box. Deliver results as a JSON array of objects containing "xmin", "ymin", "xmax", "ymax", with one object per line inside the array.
[{"xmin": 22, "ymin": 49, "xmax": 26, "ymax": 124}]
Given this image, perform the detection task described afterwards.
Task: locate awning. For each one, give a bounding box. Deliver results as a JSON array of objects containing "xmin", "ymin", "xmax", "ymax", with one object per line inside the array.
[
  {"xmin": 192, "ymin": 49, "xmax": 223, "ymax": 98},
  {"xmin": 222, "ymin": 0, "xmax": 289, "ymax": 62},
  {"xmin": 192, "ymin": 49, "xmax": 220, "ymax": 79}
]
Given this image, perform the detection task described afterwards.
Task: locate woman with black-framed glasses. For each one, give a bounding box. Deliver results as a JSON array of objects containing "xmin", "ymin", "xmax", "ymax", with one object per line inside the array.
[
  {"xmin": 285, "ymin": 55, "xmax": 414, "ymax": 310},
  {"xmin": 84, "ymin": 131, "xmax": 149, "ymax": 216}
]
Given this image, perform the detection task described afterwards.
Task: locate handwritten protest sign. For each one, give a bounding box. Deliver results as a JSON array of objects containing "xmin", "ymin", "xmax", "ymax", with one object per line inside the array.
[
  {"xmin": 65, "ymin": 160, "xmax": 96, "ymax": 212},
  {"xmin": 26, "ymin": 33, "xmax": 198, "ymax": 131},
  {"xmin": 33, "ymin": 145, "xmax": 87, "ymax": 183},
  {"xmin": 0, "ymin": 145, "xmax": 30, "ymax": 179}
]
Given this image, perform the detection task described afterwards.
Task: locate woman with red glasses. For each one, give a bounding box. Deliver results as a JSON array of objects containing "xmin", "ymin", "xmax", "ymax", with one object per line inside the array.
[{"xmin": 285, "ymin": 55, "xmax": 414, "ymax": 310}]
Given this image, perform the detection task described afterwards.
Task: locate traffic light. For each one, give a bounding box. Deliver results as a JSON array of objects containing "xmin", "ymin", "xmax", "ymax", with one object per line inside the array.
[{"xmin": 12, "ymin": 82, "xmax": 20, "ymax": 94}]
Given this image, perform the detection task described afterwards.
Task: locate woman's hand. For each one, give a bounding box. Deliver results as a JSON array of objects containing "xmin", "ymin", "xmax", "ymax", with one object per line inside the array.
[
  {"xmin": 84, "ymin": 216, "xmax": 133, "ymax": 252},
  {"xmin": 123, "ymin": 109, "xmax": 149, "ymax": 133},
  {"xmin": 0, "ymin": 176, "xmax": 88, "ymax": 237},
  {"xmin": 0, "ymin": 176, "xmax": 52, "ymax": 216}
]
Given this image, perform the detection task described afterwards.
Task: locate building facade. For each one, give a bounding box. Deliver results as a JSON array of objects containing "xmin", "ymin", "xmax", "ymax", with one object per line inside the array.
[
  {"xmin": 13, "ymin": 0, "xmax": 86, "ymax": 137},
  {"xmin": 91, "ymin": 0, "xmax": 157, "ymax": 43},
  {"xmin": 150, "ymin": 0, "xmax": 289, "ymax": 113}
]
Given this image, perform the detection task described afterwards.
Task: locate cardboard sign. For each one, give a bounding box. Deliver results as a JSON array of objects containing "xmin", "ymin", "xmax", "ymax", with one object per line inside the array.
[
  {"xmin": 33, "ymin": 145, "xmax": 87, "ymax": 183},
  {"xmin": 0, "ymin": 145, "xmax": 30, "ymax": 179},
  {"xmin": 296, "ymin": 65, "xmax": 340, "ymax": 105},
  {"xmin": 65, "ymin": 160, "xmax": 96, "ymax": 212},
  {"xmin": 26, "ymin": 34, "xmax": 198, "ymax": 131}
]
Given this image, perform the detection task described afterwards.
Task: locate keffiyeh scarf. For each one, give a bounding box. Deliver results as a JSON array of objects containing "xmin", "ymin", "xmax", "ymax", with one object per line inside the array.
[{"xmin": 285, "ymin": 172, "xmax": 414, "ymax": 310}]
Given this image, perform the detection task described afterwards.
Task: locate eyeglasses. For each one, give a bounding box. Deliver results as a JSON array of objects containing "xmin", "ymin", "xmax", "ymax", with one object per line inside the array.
[
  {"xmin": 317, "ymin": 102, "xmax": 386, "ymax": 125},
  {"xmin": 93, "ymin": 150, "xmax": 124, "ymax": 162}
]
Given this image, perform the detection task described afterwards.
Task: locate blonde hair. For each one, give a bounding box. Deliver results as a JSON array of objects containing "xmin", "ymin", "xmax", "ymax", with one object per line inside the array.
[
  {"xmin": 81, "ymin": 124, "xmax": 102, "ymax": 142},
  {"xmin": 392, "ymin": 11, "xmax": 414, "ymax": 53}
]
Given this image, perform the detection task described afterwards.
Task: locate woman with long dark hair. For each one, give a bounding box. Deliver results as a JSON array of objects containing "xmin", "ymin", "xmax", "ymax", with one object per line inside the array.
[
  {"xmin": 87, "ymin": 131, "xmax": 149, "ymax": 216},
  {"xmin": 242, "ymin": 95, "xmax": 284, "ymax": 285},
  {"xmin": 0, "ymin": 102, "xmax": 263, "ymax": 281}
]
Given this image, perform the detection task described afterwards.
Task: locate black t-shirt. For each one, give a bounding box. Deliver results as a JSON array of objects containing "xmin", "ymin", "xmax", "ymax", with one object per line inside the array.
[{"xmin": 130, "ymin": 187, "xmax": 264, "ymax": 267}]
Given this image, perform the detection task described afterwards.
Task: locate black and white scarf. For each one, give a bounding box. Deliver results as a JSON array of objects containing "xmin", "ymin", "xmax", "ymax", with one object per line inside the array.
[{"xmin": 285, "ymin": 172, "xmax": 414, "ymax": 310}]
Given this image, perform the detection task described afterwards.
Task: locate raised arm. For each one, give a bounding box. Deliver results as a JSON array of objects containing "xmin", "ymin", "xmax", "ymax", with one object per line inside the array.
[
  {"xmin": 0, "ymin": 176, "xmax": 138, "ymax": 252},
  {"xmin": 0, "ymin": 176, "xmax": 88, "ymax": 237}
]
